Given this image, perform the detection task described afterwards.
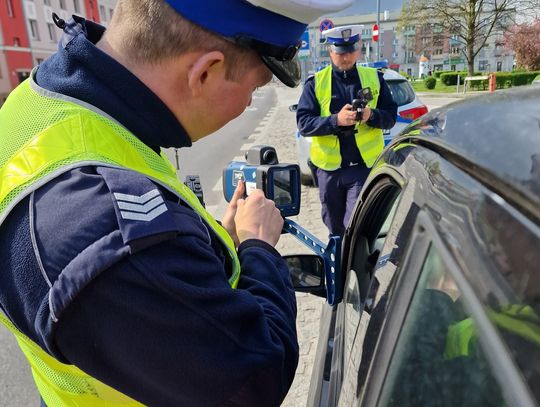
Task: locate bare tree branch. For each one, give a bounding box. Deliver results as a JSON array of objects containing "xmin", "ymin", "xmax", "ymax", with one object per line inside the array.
[{"xmin": 400, "ymin": 0, "xmax": 540, "ymax": 74}]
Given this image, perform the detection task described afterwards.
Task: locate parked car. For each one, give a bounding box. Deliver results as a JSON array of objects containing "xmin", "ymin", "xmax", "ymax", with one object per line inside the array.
[
  {"xmin": 293, "ymin": 68, "xmax": 428, "ymax": 185},
  {"xmin": 285, "ymin": 86, "xmax": 540, "ymax": 406}
]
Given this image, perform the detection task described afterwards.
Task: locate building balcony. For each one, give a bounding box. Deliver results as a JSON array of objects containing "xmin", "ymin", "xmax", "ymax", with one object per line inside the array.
[{"xmin": 403, "ymin": 30, "xmax": 416, "ymax": 36}]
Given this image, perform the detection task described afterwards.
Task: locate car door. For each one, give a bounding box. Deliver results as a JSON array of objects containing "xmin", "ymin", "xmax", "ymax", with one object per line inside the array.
[
  {"xmin": 325, "ymin": 170, "xmax": 420, "ymax": 406},
  {"xmin": 358, "ymin": 212, "xmax": 537, "ymax": 407}
]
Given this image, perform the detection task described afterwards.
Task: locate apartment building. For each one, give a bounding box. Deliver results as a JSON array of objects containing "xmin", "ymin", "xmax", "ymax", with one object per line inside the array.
[
  {"xmin": 0, "ymin": 0, "xmax": 114, "ymax": 104},
  {"xmin": 305, "ymin": 8, "xmax": 514, "ymax": 78},
  {"xmin": 0, "ymin": 0, "xmax": 33, "ymax": 102}
]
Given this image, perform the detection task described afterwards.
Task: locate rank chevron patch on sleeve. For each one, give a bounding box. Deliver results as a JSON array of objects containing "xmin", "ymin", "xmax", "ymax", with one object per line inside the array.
[{"xmin": 113, "ymin": 189, "xmax": 168, "ymax": 221}]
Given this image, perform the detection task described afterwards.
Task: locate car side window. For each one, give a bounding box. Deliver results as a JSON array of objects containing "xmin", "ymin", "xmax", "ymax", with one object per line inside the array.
[{"xmin": 378, "ymin": 245, "xmax": 505, "ymax": 407}]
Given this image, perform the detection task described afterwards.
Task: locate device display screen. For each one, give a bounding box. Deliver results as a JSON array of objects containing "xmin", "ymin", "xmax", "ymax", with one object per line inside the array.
[{"xmin": 272, "ymin": 169, "xmax": 292, "ymax": 205}]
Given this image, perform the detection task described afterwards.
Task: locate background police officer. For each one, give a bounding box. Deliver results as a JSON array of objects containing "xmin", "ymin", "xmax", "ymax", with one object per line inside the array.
[
  {"xmin": 0, "ymin": 1, "xmax": 352, "ymax": 406},
  {"xmin": 296, "ymin": 25, "xmax": 397, "ymax": 236}
]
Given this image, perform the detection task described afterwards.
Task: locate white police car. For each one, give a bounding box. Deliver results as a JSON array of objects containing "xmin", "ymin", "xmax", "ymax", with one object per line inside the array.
[{"xmin": 294, "ymin": 68, "xmax": 428, "ymax": 185}]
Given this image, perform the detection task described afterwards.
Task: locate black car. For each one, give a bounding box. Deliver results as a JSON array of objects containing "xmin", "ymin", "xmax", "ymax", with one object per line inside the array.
[{"xmin": 286, "ymin": 87, "xmax": 540, "ymax": 406}]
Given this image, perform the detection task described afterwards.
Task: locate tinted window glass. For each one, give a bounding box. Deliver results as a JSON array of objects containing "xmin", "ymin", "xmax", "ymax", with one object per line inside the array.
[
  {"xmin": 342, "ymin": 188, "xmax": 401, "ymax": 366},
  {"xmin": 386, "ymin": 80, "xmax": 415, "ymax": 106},
  {"xmin": 477, "ymin": 198, "xmax": 540, "ymax": 398},
  {"xmin": 378, "ymin": 246, "xmax": 505, "ymax": 407}
]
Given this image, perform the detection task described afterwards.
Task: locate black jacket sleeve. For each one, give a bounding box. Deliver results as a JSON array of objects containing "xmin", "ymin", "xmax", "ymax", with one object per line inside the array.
[{"xmin": 52, "ymin": 198, "xmax": 298, "ymax": 407}]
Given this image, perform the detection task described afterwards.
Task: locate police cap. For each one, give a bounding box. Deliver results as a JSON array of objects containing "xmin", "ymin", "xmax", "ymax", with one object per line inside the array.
[
  {"xmin": 163, "ymin": 0, "xmax": 353, "ymax": 87},
  {"xmin": 323, "ymin": 24, "xmax": 363, "ymax": 54}
]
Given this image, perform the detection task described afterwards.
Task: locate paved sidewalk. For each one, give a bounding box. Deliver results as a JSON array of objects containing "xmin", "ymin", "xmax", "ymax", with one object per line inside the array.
[{"xmin": 235, "ymin": 83, "xmax": 327, "ymax": 407}]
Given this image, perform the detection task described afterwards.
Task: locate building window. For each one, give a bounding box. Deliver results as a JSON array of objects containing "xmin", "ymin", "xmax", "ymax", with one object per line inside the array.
[
  {"xmin": 6, "ymin": 0, "xmax": 14, "ymax": 17},
  {"xmin": 434, "ymin": 48, "xmax": 443, "ymax": 55},
  {"xmin": 100, "ymin": 5, "xmax": 106, "ymax": 20},
  {"xmin": 47, "ymin": 23, "xmax": 56, "ymax": 42},
  {"xmin": 13, "ymin": 37, "xmax": 21, "ymax": 46},
  {"xmin": 73, "ymin": 0, "xmax": 80, "ymax": 13},
  {"xmin": 478, "ymin": 60, "xmax": 489, "ymax": 71},
  {"xmin": 29, "ymin": 20, "xmax": 40, "ymax": 40},
  {"xmin": 59, "ymin": 0, "xmax": 65, "ymax": 9},
  {"xmin": 450, "ymin": 47, "xmax": 460, "ymax": 54},
  {"xmin": 109, "ymin": 8, "xmax": 114, "ymax": 20}
]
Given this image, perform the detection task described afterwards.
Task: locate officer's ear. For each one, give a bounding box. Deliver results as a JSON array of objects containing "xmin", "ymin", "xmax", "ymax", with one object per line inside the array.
[{"xmin": 187, "ymin": 51, "xmax": 226, "ymax": 97}]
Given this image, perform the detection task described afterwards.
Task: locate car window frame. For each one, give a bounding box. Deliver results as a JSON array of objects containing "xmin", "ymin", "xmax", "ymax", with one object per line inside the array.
[
  {"xmin": 360, "ymin": 210, "xmax": 536, "ymax": 407},
  {"xmin": 331, "ymin": 176, "xmax": 403, "ymax": 404}
]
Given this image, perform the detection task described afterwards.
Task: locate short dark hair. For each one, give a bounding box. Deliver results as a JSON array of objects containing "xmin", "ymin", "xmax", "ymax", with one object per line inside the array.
[{"xmin": 110, "ymin": 0, "xmax": 260, "ymax": 81}]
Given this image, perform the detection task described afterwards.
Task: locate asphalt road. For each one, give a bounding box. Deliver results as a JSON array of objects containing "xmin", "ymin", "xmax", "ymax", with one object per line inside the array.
[{"xmin": 0, "ymin": 89, "xmax": 454, "ymax": 406}]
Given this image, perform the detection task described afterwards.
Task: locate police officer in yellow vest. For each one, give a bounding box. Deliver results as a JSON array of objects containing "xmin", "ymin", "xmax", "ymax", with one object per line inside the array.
[
  {"xmin": 297, "ymin": 25, "xmax": 397, "ymax": 236},
  {"xmin": 0, "ymin": 1, "xmax": 354, "ymax": 406}
]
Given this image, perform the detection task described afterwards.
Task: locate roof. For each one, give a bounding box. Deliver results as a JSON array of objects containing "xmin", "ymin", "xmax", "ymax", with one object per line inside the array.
[{"xmin": 394, "ymin": 86, "xmax": 540, "ymax": 222}]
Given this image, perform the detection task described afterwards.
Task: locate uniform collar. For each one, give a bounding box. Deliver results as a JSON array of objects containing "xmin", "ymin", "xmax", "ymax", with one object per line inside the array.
[
  {"xmin": 331, "ymin": 63, "xmax": 359, "ymax": 80},
  {"xmin": 35, "ymin": 17, "xmax": 192, "ymax": 152}
]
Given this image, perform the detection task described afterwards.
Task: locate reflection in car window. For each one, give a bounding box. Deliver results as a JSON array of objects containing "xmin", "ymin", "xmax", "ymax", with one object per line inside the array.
[{"xmin": 378, "ymin": 245, "xmax": 505, "ymax": 407}]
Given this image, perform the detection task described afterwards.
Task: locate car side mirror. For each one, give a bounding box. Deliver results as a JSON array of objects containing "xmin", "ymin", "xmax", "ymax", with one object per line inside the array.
[
  {"xmin": 288, "ymin": 104, "xmax": 298, "ymax": 112},
  {"xmin": 283, "ymin": 254, "xmax": 326, "ymax": 298}
]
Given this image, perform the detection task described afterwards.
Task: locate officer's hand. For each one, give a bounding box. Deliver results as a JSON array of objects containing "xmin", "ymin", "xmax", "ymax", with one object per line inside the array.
[
  {"xmin": 221, "ymin": 180, "xmax": 245, "ymax": 247},
  {"xmin": 234, "ymin": 189, "xmax": 283, "ymax": 247},
  {"xmin": 361, "ymin": 106, "xmax": 372, "ymax": 123},
  {"xmin": 337, "ymin": 104, "xmax": 358, "ymax": 126}
]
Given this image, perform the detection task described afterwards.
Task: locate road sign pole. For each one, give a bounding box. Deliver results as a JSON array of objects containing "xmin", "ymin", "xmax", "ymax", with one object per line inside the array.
[{"xmin": 376, "ymin": 0, "xmax": 380, "ymax": 60}]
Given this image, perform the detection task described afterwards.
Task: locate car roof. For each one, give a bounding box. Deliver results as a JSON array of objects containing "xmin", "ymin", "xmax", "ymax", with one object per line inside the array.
[
  {"xmin": 381, "ymin": 69, "xmax": 407, "ymax": 81},
  {"xmin": 391, "ymin": 86, "xmax": 540, "ymax": 222}
]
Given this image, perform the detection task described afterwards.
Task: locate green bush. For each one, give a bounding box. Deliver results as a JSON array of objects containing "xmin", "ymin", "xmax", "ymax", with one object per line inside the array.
[
  {"xmin": 424, "ymin": 76, "xmax": 436, "ymax": 89},
  {"xmin": 440, "ymin": 72, "xmax": 468, "ymax": 86},
  {"xmin": 495, "ymin": 72, "xmax": 513, "ymax": 89},
  {"xmin": 511, "ymin": 72, "xmax": 540, "ymax": 86},
  {"xmin": 433, "ymin": 70, "xmax": 452, "ymax": 79}
]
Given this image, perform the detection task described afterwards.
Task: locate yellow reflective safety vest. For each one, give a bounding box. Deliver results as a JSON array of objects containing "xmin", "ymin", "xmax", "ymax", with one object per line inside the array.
[
  {"xmin": 0, "ymin": 76, "xmax": 241, "ymax": 406},
  {"xmin": 311, "ymin": 65, "xmax": 384, "ymax": 171}
]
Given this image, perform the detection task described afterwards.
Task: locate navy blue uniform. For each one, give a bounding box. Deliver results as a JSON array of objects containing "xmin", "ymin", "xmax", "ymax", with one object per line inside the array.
[
  {"xmin": 0, "ymin": 18, "xmax": 298, "ymax": 407},
  {"xmin": 296, "ymin": 64, "xmax": 397, "ymax": 236}
]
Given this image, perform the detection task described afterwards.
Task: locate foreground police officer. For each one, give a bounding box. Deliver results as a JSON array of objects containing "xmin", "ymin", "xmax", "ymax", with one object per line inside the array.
[
  {"xmin": 296, "ymin": 25, "xmax": 397, "ymax": 236},
  {"xmin": 0, "ymin": 1, "xmax": 353, "ymax": 405}
]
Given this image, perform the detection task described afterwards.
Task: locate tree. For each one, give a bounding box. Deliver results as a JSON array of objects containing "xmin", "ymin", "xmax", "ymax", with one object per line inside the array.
[
  {"xmin": 399, "ymin": 0, "xmax": 540, "ymax": 75},
  {"xmin": 504, "ymin": 20, "xmax": 540, "ymax": 70}
]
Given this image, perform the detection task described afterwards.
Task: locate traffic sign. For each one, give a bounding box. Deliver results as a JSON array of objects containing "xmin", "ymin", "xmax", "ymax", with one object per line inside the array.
[
  {"xmin": 319, "ymin": 19, "xmax": 334, "ymax": 32},
  {"xmin": 299, "ymin": 30, "xmax": 310, "ymax": 57},
  {"xmin": 372, "ymin": 24, "xmax": 379, "ymax": 42}
]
